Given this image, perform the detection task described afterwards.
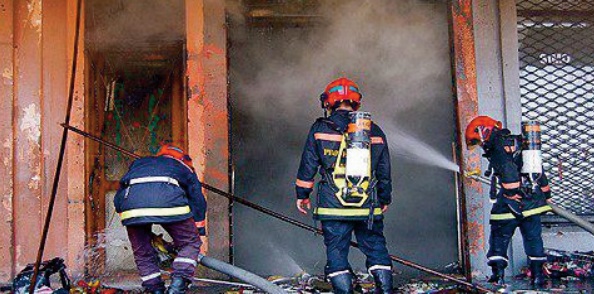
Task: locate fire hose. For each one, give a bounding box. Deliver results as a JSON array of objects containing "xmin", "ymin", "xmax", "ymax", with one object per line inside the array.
[
  {"xmin": 151, "ymin": 232, "xmax": 284, "ymax": 293},
  {"xmin": 61, "ymin": 123, "xmax": 490, "ymax": 293},
  {"xmin": 466, "ymin": 172, "xmax": 594, "ymax": 237}
]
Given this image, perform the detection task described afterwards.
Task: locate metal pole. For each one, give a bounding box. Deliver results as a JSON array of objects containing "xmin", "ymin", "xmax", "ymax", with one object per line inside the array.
[
  {"xmin": 466, "ymin": 174, "xmax": 594, "ymax": 237},
  {"xmin": 62, "ymin": 124, "xmax": 490, "ymax": 293},
  {"xmin": 29, "ymin": 0, "xmax": 83, "ymax": 293}
]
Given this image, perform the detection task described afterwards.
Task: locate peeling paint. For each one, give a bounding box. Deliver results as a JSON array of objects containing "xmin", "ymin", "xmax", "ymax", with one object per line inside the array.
[
  {"xmin": 28, "ymin": 174, "xmax": 40, "ymax": 190},
  {"xmin": 2, "ymin": 67, "xmax": 13, "ymax": 82},
  {"xmin": 20, "ymin": 103, "xmax": 41, "ymax": 143},
  {"xmin": 26, "ymin": 0, "xmax": 42, "ymax": 34},
  {"xmin": 15, "ymin": 245, "xmax": 22, "ymax": 268},
  {"xmin": 2, "ymin": 138, "xmax": 11, "ymax": 167},
  {"xmin": 2, "ymin": 195, "xmax": 12, "ymax": 222}
]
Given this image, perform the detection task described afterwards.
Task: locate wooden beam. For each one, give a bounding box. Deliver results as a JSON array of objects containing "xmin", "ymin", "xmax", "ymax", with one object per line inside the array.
[
  {"xmin": 42, "ymin": 0, "xmax": 69, "ymax": 261},
  {"xmin": 13, "ymin": 0, "xmax": 43, "ymax": 271},
  {"xmin": 66, "ymin": 0, "xmax": 86, "ymax": 275},
  {"xmin": 0, "ymin": 0, "xmax": 15, "ymax": 282}
]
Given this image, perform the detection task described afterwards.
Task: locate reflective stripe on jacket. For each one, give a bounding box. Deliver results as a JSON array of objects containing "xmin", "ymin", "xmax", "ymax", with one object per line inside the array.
[
  {"xmin": 114, "ymin": 156, "xmax": 207, "ymax": 226},
  {"xmin": 295, "ymin": 110, "xmax": 392, "ymax": 221},
  {"xmin": 484, "ymin": 128, "xmax": 551, "ymax": 221}
]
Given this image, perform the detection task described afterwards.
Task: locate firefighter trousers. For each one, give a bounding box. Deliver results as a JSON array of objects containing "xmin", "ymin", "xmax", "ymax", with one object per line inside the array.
[
  {"xmin": 126, "ymin": 218, "xmax": 202, "ymax": 291},
  {"xmin": 487, "ymin": 214, "xmax": 545, "ymax": 267},
  {"xmin": 321, "ymin": 219, "xmax": 392, "ymax": 275}
]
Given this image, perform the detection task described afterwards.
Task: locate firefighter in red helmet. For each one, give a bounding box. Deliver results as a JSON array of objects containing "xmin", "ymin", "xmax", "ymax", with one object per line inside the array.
[
  {"xmin": 295, "ymin": 77, "xmax": 393, "ymax": 293},
  {"xmin": 466, "ymin": 116, "xmax": 552, "ymax": 288},
  {"xmin": 114, "ymin": 144, "xmax": 206, "ymax": 294}
]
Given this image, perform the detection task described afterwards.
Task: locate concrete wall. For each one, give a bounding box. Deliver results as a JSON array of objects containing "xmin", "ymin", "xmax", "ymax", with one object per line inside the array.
[{"xmin": 472, "ymin": 0, "xmax": 594, "ymax": 278}]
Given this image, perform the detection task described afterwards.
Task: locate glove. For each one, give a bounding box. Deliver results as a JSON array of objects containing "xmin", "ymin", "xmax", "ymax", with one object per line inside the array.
[{"xmin": 195, "ymin": 221, "xmax": 206, "ymax": 236}]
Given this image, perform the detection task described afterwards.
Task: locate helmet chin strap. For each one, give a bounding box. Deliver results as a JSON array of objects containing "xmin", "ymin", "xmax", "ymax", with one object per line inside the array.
[{"xmin": 477, "ymin": 127, "xmax": 486, "ymax": 145}]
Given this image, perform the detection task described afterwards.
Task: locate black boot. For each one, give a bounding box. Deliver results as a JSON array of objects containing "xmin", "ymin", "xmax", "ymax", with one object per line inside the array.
[
  {"xmin": 329, "ymin": 272, "xmax": 353, "ymax": 294},
  {"xmin": 370, "ymin": 268, "xmax": 393, "ymax": 294},
  {"xmin": 530, "ymin": 260, "xmax": 546, "ymax": 287},
  {"xmin": 487, "ymin": 260, "xmax": 506, "ymax": 285},
  {"xmin": 166, "ymin": 276, "xmax": 190, "ymax": 294}
]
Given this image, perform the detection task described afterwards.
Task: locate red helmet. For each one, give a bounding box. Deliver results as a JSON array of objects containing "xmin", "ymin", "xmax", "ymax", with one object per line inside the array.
[
  {"xmin": 320, "ymin": 77, "xmax": 362, "ymax": 110},
  {"xmin": 156, "ymin": 144, "xmax": 194, "ymax": 170},
  {"xmin": 465, "ymin": 116, "xmax": 503, "ymax": 149}
]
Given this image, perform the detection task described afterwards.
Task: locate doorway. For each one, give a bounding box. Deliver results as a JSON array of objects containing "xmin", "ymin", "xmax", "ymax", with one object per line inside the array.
[
  {"xmin": 229, "ymin": 0, "xmax": 459, "ymax": 280},
  {"xmin": 84, "ymin": 0, "xmax": 187, "ymax": 274}
]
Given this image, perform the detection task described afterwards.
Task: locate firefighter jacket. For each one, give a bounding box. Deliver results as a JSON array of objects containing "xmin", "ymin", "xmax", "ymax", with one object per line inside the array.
[
  {"xmin": 484, "ymin": 128, "xmax": 552, "ymax": 221},
  {"xmin": 114, "ymin": 156, "xmax": 207, "ymax": 234},
  {"xmin": 295, "ymin": 110, "xmax": 392, "ymax": 221}
]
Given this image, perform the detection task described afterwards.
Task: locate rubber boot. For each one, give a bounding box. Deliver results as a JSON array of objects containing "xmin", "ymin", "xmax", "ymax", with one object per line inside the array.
[
  {"xmin": 487, "ymin": 260, "xmax": 506, "ymax": 285},
  {"xmin": 371, "ymin": 269, "xmax": 393, "ymax": 294},
  {"xmin": 329, "ymin": 272, "xmax": 353, "ymax": 294},
  {"xmin": 531, "ymin": 260, "xmax": 546, "ymax": 288},
  {"xmin": 166, "ymin": 276, "xmax": 190, "ymax": 294}
]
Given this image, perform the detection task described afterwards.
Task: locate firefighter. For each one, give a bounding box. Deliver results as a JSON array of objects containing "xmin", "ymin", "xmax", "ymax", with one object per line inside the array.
[
  {"xmin": 295, "ymin": 77, "xmax": 393, "ymax": 294},
  {"xmin": 465, "ymin": 116, "xmax": 552, "ymax": 287},
  {"xmin": 114, "ymin": 144, "xmax": 207, "ymax": 294}
]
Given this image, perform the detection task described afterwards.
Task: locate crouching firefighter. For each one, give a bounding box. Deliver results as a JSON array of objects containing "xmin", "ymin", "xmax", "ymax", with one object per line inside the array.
[
  {"xmin": 295, "ymin": 77, "xmax": 393, "ymax": 294},
  {"xmin": 114, "ymin": 144, "xmax": 207, "ymax": 294},
  {"xmin": 465, "ymin": 116, "xmax": 553, "ymax": 287}
]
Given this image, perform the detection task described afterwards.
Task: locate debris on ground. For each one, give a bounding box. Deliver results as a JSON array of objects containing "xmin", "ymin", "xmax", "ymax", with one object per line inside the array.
[
  {"xmin": 219, "ymin": 272, "xmax": 462, "ymax": 294},
  {"xmin": 515, "ymin": 248, "xmax": 594, "ymax": 281},
  {"xmin": 10, "ymin": 258, "xmax": 71, "ymax": 294}
]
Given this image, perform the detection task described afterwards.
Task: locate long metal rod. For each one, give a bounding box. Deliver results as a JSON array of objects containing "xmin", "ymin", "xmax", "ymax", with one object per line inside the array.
[
  {"xmin": 62, "ymin": 124, "xmax": 490, "ymax": 293},
  {"xmin": 29, "ymin": 0, "xmax": 83, "ymax": 293},
  {"xmin": 466, "ymin": 174, "xmax": 594, "ymax": 237}
]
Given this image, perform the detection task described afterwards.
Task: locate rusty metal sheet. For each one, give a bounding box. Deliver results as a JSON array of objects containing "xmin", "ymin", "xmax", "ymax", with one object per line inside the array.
[
  {"xmin": 13, "ymin": 0, "xmax": 43, "ymax": 271},
  {"xmin": 449, "ymin": 0, "xmax": 483, "ymax": 280},
  {"xmin": 186, "ymin": 0, "xmax": 230, "ymax": 268},
  {"xmin": 186, "ymin": 0, "xmax": 208, "ymax": 254},
  {"xmin": 202, "ymin": 0, "xmax": 230, "ymax": 265},
  {"xmin": 42, "ymin": 0, "xmax": 70, "ymax": 262},
  {"xmin": 0, "ymin": 0, "xmax": 15, "ymax": 283}
]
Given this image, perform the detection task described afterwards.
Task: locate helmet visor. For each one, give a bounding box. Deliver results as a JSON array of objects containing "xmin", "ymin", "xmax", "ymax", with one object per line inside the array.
[{"xmin": 328, "ymin": 85, "xmax": 360, "ymax": 95}]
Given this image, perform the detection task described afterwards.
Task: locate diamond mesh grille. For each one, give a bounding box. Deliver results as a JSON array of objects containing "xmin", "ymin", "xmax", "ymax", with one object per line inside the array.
[{"xmin": 517, "ymin": 0, "xmax": 594, "ymax": 215}]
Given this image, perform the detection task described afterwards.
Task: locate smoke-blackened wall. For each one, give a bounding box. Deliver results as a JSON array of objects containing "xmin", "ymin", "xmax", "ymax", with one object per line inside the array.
[{"xmin": 230, "ymin": 0, "xmax": 458, "ymax": 279}]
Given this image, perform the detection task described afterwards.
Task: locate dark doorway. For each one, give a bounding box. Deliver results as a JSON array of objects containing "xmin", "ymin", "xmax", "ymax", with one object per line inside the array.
[
  {"xmin": 229, "ymin": 0, "xmax": 459, "ymax": 281},
  {"xmin": 84, "ymin": 0, "xmax": 186, "ymax": 274}
]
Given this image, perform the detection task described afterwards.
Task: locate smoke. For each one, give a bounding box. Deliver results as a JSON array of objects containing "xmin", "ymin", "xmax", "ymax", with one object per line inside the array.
[
  {"xmin": 231, "ymin": 0, "xmax": 457, "ymax": 172},
  {"xmin": 232, "ymin": 0, "xmax": 459, "ymax": 276},
  {"xmin": 86, "ymin": 0, "xmax": 185, "ymax": 51}
]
